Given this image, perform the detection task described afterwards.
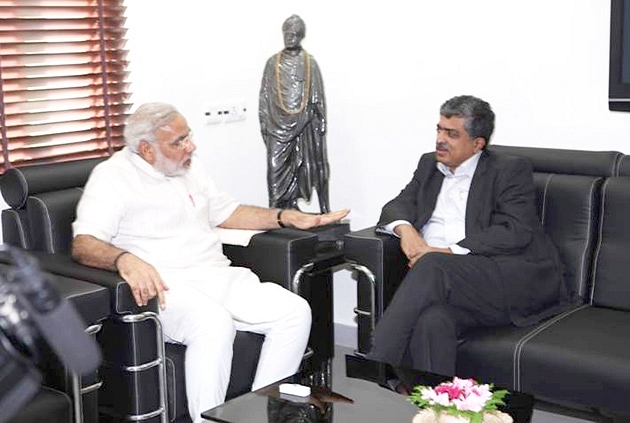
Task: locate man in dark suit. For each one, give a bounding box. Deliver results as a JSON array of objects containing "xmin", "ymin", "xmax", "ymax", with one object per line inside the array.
[{"xmin": 368, "ymin": 95, "xmax": 568, "ymax": 378}]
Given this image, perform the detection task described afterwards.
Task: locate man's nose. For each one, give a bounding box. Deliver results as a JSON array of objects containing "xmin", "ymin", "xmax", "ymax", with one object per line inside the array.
[{"xmin": 186, "ymin": 140, "xmax": 196, "ymax": 153}]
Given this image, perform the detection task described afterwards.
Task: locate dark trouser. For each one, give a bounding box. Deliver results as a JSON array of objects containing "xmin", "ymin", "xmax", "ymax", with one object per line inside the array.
[{"xmin": 368, "ymin": 252, "xmax": 511, "ymax": 377}]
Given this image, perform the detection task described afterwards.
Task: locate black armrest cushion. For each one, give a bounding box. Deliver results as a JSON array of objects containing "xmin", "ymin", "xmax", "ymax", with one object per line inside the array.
[
  {"xmin": 0, "ymin": 252, "xmax": 111, "ymax": 324},
  {"xmin": 223, "ymin": 228, "xmax": 318, "ymax": 290},
  {"xmin": 30, "ymin": 252, "xmax": 157, "ymax": 315}
]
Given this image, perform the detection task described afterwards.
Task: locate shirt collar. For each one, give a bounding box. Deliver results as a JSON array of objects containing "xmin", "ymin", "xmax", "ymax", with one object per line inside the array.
[
  {"xmin": 436, "ymin": 151, "xmax": 482, "ymax": 177},
  {"xmin": 126, "ymin": 147, "xmax": 169, "ymax": 180}
]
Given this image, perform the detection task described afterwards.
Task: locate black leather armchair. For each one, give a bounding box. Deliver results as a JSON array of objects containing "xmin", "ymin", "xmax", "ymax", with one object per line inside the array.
[
  {"xmin": 6, "ymin": 387, "xmax": 72, "ymax": 423},
  {"xmin": 345, "ymin": 145, "xmax": 630, "ymax": 420},
  {"xmin": 0, "ymin": 265, "xmax": 108, "ymax": 423},
  {"xmin": 0, "ymin": 250, "xmax": 109, "ymax": 423},
  {"xmin": 0, "ymin": 256, "xmax": 109, "ymax": 423},
  {"xmin": 0, "ymin": 158, "xmax": 325, "ymax": 423}
]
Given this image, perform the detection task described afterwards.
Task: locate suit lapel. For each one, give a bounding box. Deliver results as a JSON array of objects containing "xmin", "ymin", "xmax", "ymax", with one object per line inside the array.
[{"xmin": 465, "ymin": 150, "xmax": 491, "ymax": 234}]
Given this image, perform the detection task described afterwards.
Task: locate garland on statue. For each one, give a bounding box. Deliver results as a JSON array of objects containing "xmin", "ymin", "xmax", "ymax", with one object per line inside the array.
[{"xmin": 275, "ymin": 49, "xmax": 311, "ymax": 115}]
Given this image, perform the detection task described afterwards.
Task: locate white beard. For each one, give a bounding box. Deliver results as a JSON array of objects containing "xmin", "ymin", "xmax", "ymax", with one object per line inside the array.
[{"xmin": 153, "ymin": 149, "xmax": 189, "ymax": 177}]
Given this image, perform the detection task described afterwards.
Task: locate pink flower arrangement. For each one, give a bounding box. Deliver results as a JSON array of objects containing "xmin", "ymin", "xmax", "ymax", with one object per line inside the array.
[{"xmin": 409, "ymin": 377, "xmax": 508, "ymax": 423}]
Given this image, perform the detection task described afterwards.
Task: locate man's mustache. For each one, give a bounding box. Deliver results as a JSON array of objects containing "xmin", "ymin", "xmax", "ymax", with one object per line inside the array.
[{"xmin": 436, "ymin": 142, "xmax": 449, "ymax": 151}]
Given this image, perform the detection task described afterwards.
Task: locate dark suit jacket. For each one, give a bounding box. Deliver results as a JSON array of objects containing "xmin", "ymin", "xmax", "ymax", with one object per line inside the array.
[{"xmin": 378, "ymin": 149, "xmax": 569, "ymax": 326}]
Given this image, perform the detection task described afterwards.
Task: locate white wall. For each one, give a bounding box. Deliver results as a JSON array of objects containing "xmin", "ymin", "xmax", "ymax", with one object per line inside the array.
[{"xmin": 123, "ymin": 0, "xmax": 629, "ymax": 346}]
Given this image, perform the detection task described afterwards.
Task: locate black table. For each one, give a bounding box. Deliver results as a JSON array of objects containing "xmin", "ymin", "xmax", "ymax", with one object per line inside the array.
[
  {"xmin": 201, "ymin": 374, "xmax": 420, "ymax": 423},
  {"xmin": 201, "ymin": 356, "xmax": 534, "ymax": 423}
]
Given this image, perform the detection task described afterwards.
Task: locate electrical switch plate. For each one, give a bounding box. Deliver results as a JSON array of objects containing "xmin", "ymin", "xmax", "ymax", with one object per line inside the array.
[{"xmin": 205, "ymin": 102, "xmax": 247, "ymax": 125}]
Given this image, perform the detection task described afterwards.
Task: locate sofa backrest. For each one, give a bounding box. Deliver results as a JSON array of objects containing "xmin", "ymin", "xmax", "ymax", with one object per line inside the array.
[
  {"xmin": 489, "ymin": 145, "xmax": 623, "ymax": 302},
  {"xmin": 589, "ymin": 177, "xmax": 630, "ymax": 311},
  {"xmin": 0, "ymin": 158, "xmax": 106, "ymax": 254},
  {"xmin": 618, "ymin": 155, "xmax": 630, "ymax": 177},
  {"xmin": 490, "ymin": 145, "xmax": 622, "ymax": 177}
]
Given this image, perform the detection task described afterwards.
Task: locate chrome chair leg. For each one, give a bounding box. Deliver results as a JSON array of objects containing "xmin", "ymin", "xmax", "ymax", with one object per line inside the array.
[
  {"xmin": 345, "ymin": 261, "xmax": 377, "ymax": 358},
  {"xmin": 71, "ymin": 323, "xmax": 103, "ymax": 423},
  {"xmin": 119, "ymin": 312, "xmax": 168, "ymax": 423}
]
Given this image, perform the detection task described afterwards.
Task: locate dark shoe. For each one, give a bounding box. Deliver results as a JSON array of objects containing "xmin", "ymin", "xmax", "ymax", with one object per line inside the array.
[{"xmin": 385, "ymin": 378, "xmax": 412, "ymax": 397}]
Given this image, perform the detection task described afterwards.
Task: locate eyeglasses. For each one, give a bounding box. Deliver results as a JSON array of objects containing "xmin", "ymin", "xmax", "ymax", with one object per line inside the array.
[{"xmin": 167, "ymin": 131, "xmax": 194, "ymax": 150}]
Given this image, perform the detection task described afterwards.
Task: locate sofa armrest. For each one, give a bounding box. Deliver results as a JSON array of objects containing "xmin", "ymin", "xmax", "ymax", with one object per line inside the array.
[
  {"xmin": 12, "ymin": 228, "xmax": 319, "ymax": 316},
  {"xmin": 222, "ymin": 228, "xmax": 319, "ymax": 291},
  {"xmin": 344, "ymin": 226, "xmax": 408, "ymax": 355},
  {"xmin": 30, "ymin": 252, "xmax": 158, "ymax": 315}
]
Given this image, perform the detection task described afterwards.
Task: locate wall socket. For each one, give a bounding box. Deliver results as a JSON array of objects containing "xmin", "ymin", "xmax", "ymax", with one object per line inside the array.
[{"xmin": 205, "ymin": 102, "xmax": 247, "ymax": 125}]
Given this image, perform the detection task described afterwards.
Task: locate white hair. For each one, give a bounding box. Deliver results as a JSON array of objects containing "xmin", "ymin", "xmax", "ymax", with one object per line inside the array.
[{"xmin": 123, "ymin": 102, "xmax": 181, "ymax": 152}]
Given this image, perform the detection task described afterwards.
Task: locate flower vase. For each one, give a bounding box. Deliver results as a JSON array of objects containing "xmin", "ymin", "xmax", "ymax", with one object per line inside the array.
[{"xmin": 412, "ymin": 409, "xmax": 513, "ymax": 423}]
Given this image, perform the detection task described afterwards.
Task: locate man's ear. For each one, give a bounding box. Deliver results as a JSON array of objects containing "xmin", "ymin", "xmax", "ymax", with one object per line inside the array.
[
  {"xmin": 138, "ymin": 140, "xmax": 156, "ymax": 164},
  {"xmin": 474, "ymin": 137, "xmax": 487, "ymax": 152}
]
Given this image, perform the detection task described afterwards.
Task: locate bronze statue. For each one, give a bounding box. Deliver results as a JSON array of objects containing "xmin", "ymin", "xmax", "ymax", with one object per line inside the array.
[{"xmin": 259, "ymin": 14, "xmax": 330, "ymax": 213}]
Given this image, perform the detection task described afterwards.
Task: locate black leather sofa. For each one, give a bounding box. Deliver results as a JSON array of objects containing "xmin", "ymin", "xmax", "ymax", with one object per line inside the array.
[
  {"xmin": 345, "ymin": 145, "xmax": 630, "ymax": 421},
  {"xmin": 0, "ymin": 158, "xmax": 329, "ymax": 423}
]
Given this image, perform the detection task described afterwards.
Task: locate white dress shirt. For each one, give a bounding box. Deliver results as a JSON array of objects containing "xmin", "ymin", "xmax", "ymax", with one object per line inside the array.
[{"xmin": 384, "ymin": 152, "xmax": 481, "ymax": 255}]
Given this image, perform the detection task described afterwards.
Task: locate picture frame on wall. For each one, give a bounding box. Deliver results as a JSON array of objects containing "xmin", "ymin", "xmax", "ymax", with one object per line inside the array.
[{"xmin": 609, "ymin": 0, "xmax": 630, "ymax": 111}]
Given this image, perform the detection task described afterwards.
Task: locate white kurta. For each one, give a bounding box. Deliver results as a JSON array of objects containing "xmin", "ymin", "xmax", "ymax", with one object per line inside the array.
[{"xmin": 73, "ymin": 148, "xmax": 311, "ymax": 422}]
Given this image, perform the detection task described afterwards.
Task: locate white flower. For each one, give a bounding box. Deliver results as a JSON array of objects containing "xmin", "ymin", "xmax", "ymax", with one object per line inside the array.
[
  {"xmin": 451, "ymin": 377, "xmax": 475, "ymax": 390},
  {"xmin": 453, "ymin": 384, "xmax": 493, "ymax": 412},
  {"xmin": 421, "ymin": 388, "xmax": 453, "ymax": 407},
  {"xmin": 410, "ymin": 377, "xmax": 510, "ymax": 422}
]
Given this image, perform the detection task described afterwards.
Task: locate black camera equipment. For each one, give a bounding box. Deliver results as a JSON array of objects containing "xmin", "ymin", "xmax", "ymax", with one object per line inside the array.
[{"xmin": 0, "ymin": 245, "xmax": 101, "ymax": 423}]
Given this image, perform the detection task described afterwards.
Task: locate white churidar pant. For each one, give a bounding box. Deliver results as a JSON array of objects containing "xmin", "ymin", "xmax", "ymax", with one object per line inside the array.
[{"xmin": 158, "ymin": 266, "xmax": 311, "ymax": 423}]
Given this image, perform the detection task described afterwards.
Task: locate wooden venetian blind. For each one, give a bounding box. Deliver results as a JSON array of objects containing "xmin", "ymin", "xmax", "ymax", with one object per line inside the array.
[{"xmin": 0, "ymin": 0, "xmax": 131, "ymax": 172}]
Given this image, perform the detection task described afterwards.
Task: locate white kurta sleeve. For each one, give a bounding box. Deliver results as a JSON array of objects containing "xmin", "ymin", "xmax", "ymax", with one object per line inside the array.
[{"xmin": 72, "ymin": 164, "xmax": 125, "ymax": 242}]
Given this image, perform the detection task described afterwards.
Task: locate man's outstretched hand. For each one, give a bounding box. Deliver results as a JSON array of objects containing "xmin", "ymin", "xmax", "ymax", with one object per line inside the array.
[{"xmin": 282, "ymin": 208, "xmax": 350, "ymax": 230}]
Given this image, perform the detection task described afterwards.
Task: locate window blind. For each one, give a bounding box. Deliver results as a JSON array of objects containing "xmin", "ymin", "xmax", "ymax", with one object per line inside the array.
[{"xmin": 0, "ymin": 0, "xmax": 131, "ymax": 172}]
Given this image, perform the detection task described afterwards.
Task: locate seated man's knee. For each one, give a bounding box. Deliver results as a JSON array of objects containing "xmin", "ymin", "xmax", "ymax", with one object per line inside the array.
[
  {"xmin": 416, "ymin": 305, "xmax": 456, "ymax": 335},
  {"xmin": 291, "ymin": 295, "xmax": 312, "ymax": 328},
  {"xmin": 414, "ymin": 252, "xmax": 451, "ymax": 271},
  {"xmin": 406, "ymin": 252, "xmax": 455, "ymax": 287}
]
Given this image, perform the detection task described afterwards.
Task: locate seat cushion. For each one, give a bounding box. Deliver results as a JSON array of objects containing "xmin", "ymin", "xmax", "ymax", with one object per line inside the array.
[
  {"xmin": 518, "ymin": 306, "xmax": 630, "ymax": 416},
  {"xmin": 456, "ymin": 324, "xmax": 544, "ymax": 391},
  {"xmin": 227, "ymin": 331, "xmax": 265, "ymax": 399}
]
